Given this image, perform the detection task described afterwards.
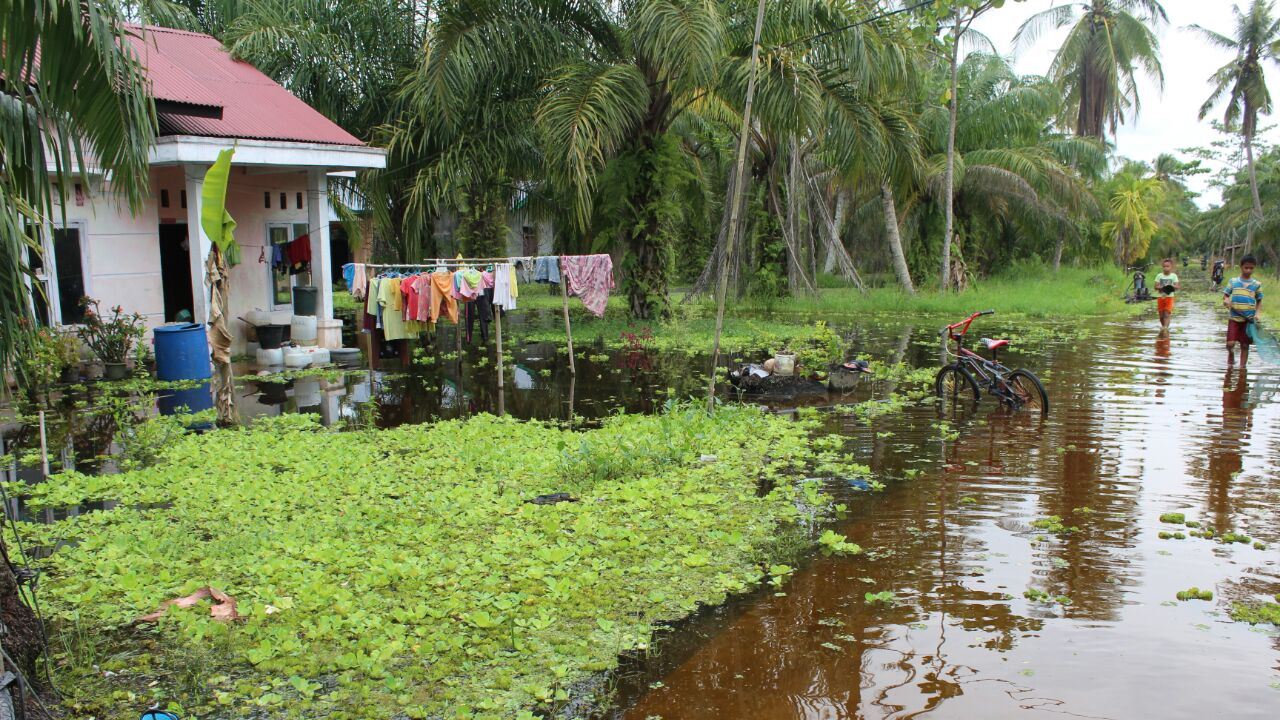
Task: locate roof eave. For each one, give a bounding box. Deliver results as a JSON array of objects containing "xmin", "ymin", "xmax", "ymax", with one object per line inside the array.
[{"xmin": 150, "ymin": 135, "xmax": 386, "ymax": 171}]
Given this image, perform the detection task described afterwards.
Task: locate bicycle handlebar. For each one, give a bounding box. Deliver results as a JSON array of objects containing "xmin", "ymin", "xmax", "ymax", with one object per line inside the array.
[{"xmin": 941, "ymin": 310, "xmax": 996, "ymax": 337}]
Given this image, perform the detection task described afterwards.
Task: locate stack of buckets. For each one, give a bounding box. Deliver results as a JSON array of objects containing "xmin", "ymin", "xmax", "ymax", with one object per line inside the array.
[
  {"xmin": 251, "ymin": 286, "xmax": 319, "ymax": 367},
  {"xmin": 283, "ymin": 287, "xmax": 329, "ymax": 368}
]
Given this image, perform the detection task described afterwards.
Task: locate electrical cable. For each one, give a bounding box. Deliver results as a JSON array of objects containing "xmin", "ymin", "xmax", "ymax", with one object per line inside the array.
[{"xmin": 779, "ymin": 0, "xmax": 939, "ymax": 48}]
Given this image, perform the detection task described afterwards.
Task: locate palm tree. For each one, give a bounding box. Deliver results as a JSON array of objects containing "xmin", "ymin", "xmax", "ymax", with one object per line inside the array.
[
  {"xmin": 940, "ymin": 1, "xmax": 1002, "ymax": 291},
  {"xmin": 1, "ymin": 0, "xmax": 155, "ymax": 682},
  {"xmin": 1190, "ymin": 0, "xmax": 1280, "ymax": 256},
  {"xmin": 1100, "ymin": 171, "xmax": 1164, "ymax": 264},
  {"xmin": 413, "ymin": 0, "xmax": 726, "ymax": 319},
  {"xmin": 1015, "ymin": 0, "xmax": 1167, "ymax": 140},
  {"xmin": 859, "ymin": 54, "xmax": 1103, "ymax": 281}
]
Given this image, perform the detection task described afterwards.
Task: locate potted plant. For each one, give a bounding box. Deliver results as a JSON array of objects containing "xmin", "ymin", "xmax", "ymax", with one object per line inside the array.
[
  {"xmin": 77, "ymin": 297, "xmax": 146, "ymax": 380},
  {"xmin": 15, "ymin": 322, "xmax": 60, "ymax": 402},
  {"xmin": 53, "ymin": 329, "xmax": 81, "ymax": 382}
]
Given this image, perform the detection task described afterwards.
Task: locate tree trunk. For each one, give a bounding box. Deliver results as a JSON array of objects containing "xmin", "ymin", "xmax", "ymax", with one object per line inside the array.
[
  {"xmin": 0, "ymin": 536, "xmax": 44, "ymax": 685},
  {"xmin": 1053, "ymin": 228, "xmax": 1065, "ymax": 271},
  {"xmin": 1245, "ymin": 133, "xmax": 1262, "ymax": 256},
  {"xmin": 941, "ymin": 13, "xmax": 961, "ymax": 292},
  {"xmin": 822, "ymin": 191, "xmax": 847, "ymax": 274},
  {"xmin": 881, "ymin": 183, "xmax": 915, "ymax": 294}
]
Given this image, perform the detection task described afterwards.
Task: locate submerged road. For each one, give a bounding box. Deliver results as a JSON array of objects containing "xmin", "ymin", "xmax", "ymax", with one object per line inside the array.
[{"xmin": 618, "ymin": 301, "xmax": 1280, "ymax": 720}]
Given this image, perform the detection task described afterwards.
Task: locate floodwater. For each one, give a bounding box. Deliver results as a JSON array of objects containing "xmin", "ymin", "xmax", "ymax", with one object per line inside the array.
[
  {"xmin": 3, "ymin": 302, "xmax": 1278, "ymax": 719},
  {"xmin": 612, "ymin": 302, "xmax": 1280, "ymax": 720}
]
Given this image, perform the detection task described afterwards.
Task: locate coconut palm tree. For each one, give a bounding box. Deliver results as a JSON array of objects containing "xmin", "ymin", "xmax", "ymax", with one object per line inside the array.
[
  {"xmin": 1, "ymin": 0, "xmax": 155, "ymax": 682},
  {"xmin": 1190, "ymin": 0, "xmax": 1280, "ymax": 256},
  {"xmin": 1014, "ymin": 0, "xmax": 1167, "ymax": 140}
]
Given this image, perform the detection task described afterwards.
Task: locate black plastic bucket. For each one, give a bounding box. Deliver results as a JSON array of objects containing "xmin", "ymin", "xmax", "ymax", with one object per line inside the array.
[
  {"xmin": 293, "ymin": 286, "xmax": 318, "ymax": 316},
  {"xmin": 257, "ymin": 324, "xmax": 288, "ymax": 349}
]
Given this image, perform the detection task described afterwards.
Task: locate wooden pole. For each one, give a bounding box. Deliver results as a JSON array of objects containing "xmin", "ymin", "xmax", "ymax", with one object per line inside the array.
[
  {"xmin": 495, "ymin": 307, "xmax": 504, "ymax": 390},
  {"xmin": 37, "ymin": 410, "xmax": 49, "ymax": 480},
  {"xmin": 707, "ymin": 0, "xmax": 767, "ymax": 412},
  {"xmin": 561, "ymin": 276, "xmax": 576, "ymax": 375}
]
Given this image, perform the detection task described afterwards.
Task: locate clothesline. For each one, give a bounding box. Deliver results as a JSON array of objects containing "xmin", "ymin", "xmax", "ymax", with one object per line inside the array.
[
  {"xmin": 361, "ymin": 255, "xmax": 571, "ymax": 269},
  {"xmin": 346, "ymin": 253, "xmax": 614, "ymax": 381}
]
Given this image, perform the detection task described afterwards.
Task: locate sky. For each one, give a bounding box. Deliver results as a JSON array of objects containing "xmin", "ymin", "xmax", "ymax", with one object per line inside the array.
[{"xmin": 973, "ymin": 0, "xmax": 1280, "ymax": 208}]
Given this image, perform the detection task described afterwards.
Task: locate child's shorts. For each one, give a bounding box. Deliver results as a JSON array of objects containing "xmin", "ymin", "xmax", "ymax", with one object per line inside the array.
[
  {"xmin": 1227, "ymin": 320, "xmax": 1253, "ymax": 346},
  {"xmin": 1157, "ymin": 296, "xmax": 1175, "ymax": 313}
]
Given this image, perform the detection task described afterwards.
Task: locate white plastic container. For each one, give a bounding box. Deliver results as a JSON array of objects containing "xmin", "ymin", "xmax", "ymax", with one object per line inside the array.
[
  {"xmin": 291, "ymin": 315, "xmax": 318, "ymax": 345},
  {"xmin": 256, "ymin": 347, "xmax": 284, "ymax": 367},
  {"xmin": 308, "ymin": 347, "xmax": 330, "ymax": 365},
  {"xmin": 245, "ymin": 309, "xmax": 269, "ymax": 327},
  {"xmin": 294, "ymin": 378, "xmax": 321, "ymax": 408},
  {"xmin": 773, "ymin": 353, "xmax": 796, "ymax": 377},
  {"xmin": 269, "ymin": 310, "xmax": 293, "ymax": 326},
  {"xmin": 284, "ymin": 348, "xmax": 311, "ymax": 368}
]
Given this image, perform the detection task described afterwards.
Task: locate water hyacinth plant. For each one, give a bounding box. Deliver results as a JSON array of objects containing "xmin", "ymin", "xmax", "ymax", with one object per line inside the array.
[{"xmin": 22, "ymin": 405, "xmax": 845, "ymax": 718}]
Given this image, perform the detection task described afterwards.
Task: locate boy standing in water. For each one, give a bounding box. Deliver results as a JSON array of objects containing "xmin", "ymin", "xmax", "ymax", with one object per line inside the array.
[
  {"xmin": 1154, "ymin": 258, "xmax": 1180, "ymax": 332},
  {"xmin": 1224, "ymin": 255, "xmax": 1263, "ymax": 368}
]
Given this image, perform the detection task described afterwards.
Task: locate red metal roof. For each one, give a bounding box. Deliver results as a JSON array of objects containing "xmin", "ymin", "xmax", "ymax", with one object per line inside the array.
[{"xmin": 124, "ymin": 25, "xmax": 364, "ymax": 147}]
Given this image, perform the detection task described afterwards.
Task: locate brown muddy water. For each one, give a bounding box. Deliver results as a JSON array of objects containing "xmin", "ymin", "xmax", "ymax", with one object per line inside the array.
[
  {"xmin": 612, "ymin": 302, "xmax": 1280, "ymax": 720},
  {"xmin": 2, "ymin": 302, "xmax": 1278, "ymax": 719}
]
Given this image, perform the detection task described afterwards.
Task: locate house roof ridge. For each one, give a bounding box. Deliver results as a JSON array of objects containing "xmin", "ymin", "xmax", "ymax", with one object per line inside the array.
[{"xmin": 124, "ymin": 23, "xmax": 218, "ymax": 40}]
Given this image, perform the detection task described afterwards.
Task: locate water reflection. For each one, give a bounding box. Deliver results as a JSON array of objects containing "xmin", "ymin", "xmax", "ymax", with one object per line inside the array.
[{"xmin": 618, "ymin": 303, "xmax": 1280, "ymax": 720}]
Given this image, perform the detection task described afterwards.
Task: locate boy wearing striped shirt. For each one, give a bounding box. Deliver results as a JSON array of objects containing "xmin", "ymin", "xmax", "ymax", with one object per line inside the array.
[{"xmin": 1223, "ymin": 255, "xmax": 1263, "ymax": 368}]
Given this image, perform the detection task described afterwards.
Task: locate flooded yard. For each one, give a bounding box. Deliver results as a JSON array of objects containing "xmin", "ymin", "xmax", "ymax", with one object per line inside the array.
[{"xmin": 3, "ymin": 302, "xmax": 1277, "ymax": 719}]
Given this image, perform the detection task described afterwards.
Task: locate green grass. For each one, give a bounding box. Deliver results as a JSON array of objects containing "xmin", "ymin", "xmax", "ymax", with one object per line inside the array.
[
  {"xmin": 516, "ymin": 263, "xmax": 1130, "ymax": 320},
  {"xmin": 23, "ymin": 407, "xmax": 841, "ymax": 719},
  {"xmin": 727, "ymin": 264, "xmax": 1133, "ymax": 318},
  {"xmin": 509, "ymin": 264, "xmax": 1121, "ymax": 357}
]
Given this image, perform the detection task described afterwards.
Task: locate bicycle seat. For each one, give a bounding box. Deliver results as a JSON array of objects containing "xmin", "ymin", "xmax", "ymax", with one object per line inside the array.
[{"xmin": 982, "ymin": 338, "xmax": 1009, "ymax": 351}]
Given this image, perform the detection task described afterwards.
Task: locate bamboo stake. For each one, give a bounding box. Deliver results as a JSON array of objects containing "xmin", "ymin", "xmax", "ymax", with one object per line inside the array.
[
  {"xmin": 37, "ymin": 410, "xmax": 49, "ymax": 480},
  {"xmin": 495, "ymin": 306, "xmax": 504, "ymax": 390},
  {"xmin": 561, "ymin": 276, "xmax": 576, "ymax": 375},
  {"xmin": 707, "ymin": 0, "xmax": 767, "ymax": 412}
]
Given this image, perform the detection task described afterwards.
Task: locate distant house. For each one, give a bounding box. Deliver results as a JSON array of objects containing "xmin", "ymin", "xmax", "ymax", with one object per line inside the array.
[{"xmin": 32, "ymin": 25, "xmax": 385, "ymax": 352}]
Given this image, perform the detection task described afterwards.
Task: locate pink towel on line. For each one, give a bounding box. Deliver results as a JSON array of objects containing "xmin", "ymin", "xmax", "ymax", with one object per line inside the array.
[{"xmin": 561, "ymin": 254, "xmax": 614, "ymax": 318}]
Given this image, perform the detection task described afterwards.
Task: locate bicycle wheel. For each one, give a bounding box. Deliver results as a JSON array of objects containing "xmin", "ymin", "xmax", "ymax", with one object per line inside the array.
[
  {"xmin": 1007, "ymin": 369, "xmax": 1049, "ymax": 416},
  {"xmin": 935, "ymin": 363, "xmax": 980, "ymax": 404}
]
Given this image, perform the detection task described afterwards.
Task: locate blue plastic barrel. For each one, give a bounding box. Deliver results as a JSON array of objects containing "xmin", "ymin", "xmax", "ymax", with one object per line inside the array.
[
  {"xmin": 153, "ymin": 323, "xmax": 212, "ymax": 381},
  {"xmin": 157, "ymin": 382, "xmax": 214, "ymax": 417}
]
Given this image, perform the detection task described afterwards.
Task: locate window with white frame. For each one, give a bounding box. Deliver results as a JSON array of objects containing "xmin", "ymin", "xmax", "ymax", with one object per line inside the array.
[
  {"xmin": 267, "ymin": 222, "xmax": 313, "ymax": 308},
  {"xmin": 27, "ymin": 222, "xmax": 89, "ymax": 325}
]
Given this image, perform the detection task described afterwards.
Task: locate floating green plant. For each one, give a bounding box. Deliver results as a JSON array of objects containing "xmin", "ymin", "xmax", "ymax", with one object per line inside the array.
[
  {"xmin": 1030, "ymin": 516, "xmax": 1078, "ymax": 535},
  {"xmin": 1228, "ymin": 601, "xmax": 1280, "ymax": 626},
  {"xmin": 864, "ymin": 591, "xmax": 897, "ymax": 605},
  {"xmin": 1158, "ymin": 512, "xmax": 1186, "ymax": 524},
  {"xmin": 817, "ymin": 530, "xmax": 862, "ymax": 557},
  {"xmin": 22, "ymin": 406, "xmax": 838, "ymax": 718},
  {"xmin": 1176, "ymin": 587, "xmax": 1214, "ymax": 601}
]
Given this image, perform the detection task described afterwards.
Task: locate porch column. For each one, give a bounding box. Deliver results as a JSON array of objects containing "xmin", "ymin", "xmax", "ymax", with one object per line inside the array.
[
  {"xmin": 306, "ymin": 169, "xmax": 334, "ymax": 320},
  {"xmin": 183, "ymin": 164, "xmax": 212, "ymax": 325}
]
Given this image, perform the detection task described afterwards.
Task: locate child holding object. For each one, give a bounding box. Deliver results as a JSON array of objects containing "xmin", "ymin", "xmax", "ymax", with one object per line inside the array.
[
  {"xmin": 1154, "ymin": 258, "xmax": 1180, "ymax": 331},
  {"xmin": 1224, "ymin": 255, "xmax": 1263, "ymax": 368}
]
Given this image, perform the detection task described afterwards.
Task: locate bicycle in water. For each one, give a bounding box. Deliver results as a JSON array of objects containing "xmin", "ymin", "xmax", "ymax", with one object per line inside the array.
[{"xmin": 935, "ymin": 310, "xmax": 1049, "ymax": 416}]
